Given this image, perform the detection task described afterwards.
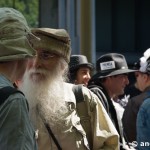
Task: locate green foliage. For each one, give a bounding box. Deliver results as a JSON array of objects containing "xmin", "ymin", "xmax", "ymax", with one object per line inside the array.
[{"xmin": 0, "ymin": 0, "xmax": 39, "ymax": 27}]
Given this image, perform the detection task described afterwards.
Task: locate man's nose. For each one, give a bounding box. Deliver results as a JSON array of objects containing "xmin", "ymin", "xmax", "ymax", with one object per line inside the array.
[
  {"xmin": 32, "ymin": 56, "xmax": 42, "ymax": 68},
  {"xmin": 125, "ymin": 76, "xmax": 129, "ymax": 85}
]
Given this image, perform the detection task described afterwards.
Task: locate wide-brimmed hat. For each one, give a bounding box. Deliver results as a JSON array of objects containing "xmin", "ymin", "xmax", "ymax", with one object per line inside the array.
[
  {"xmin": 69, "ymin": 55, "xmax": 93, "ymax": 71},
  {"xmin": 92, "ymin": 53, "xmax": 135, "ymax": 79},
  {"xmin": 31, "ymin": 28, "xmax": 71, "ymax": 63},
  {"xmin": 0, "ymin": 7, "xmax": 36, "ymax": 62}
]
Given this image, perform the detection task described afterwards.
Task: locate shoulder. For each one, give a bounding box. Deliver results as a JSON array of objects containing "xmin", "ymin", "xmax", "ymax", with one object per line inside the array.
[
  {"xmin": 124, "ymin": 93, "xmax": 144, "ymax": 115},
  {"xmin": 0, "ymin": 91, "xmax": 29, "ymax": 118},
  {"xmin": 137, "ymin": 98, "xmax": 150, "ymax": 121},
  {"xmin": 0, "ymin": 86, "xmax": 25, "ymax": 104},
  {"xmin": 8, "ymin": 90, "xmax": 25, "ymax": 101},
  {"xmin": 140, "ymin": 97, "xmax": 150, "ymax": 110},
  {"xmin": 4, "ymin": 91, "xmax": 28, "ymax": 111},
  {"xmin": 64, "ymin": 83, "xmax": 100, "ymax": 105},
  {"xmin": 64, "ymin": 82, "xmax": 94, "ymax": 97},
  {"xmin": 88, "ymin": 84, "xmax": 105, "ymax": 95},
  {"xmin": 81, "ymin": 86, "xmax": 101, "ymax": 108},
  {"xmin": 129, "ymin": 91, "xmax": 148, "ymax": 108},
  {"xmin": 88, "ymin": 84, "xmax": 101, "ymax": 92},
  {"xmin": 63, "ymin": 82, "xmax": 76, "ymax": 103},
  {"xmin": 82, "ymin": 86, "xmax": 97, "ymax": 97}
]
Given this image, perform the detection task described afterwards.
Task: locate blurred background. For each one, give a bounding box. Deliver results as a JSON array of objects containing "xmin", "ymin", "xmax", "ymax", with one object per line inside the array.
[{"xmin": 1, "ymin": 0, "xmax": 150, "ymax": 67}]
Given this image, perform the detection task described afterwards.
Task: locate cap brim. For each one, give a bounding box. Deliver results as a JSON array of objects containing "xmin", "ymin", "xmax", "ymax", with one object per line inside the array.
[{"xmin": 92, "ymin": 69, "xmax": 136, "ymax": 79}]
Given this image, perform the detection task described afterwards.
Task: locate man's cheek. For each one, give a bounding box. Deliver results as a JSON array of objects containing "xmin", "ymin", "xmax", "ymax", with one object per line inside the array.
[{"xmin": 27, "ymin": 59, "xmax": 34, "ymax": 70}]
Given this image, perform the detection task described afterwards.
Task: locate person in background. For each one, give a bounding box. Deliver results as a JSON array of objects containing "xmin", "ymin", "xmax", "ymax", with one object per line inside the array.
[
  {"xmin": 113, "ymin": 66, "xmax": 142, "ymax": 121},
  {"xmin": 68, "ymin": 55, "xmax": 93, "ymax": 86},
  {"xmin": 118, "ymin": 68, "xmax": 141, "ymax": 108},
  {"xmin": 88, "ymin": 53, "xmax": 136, "ymax": 149},
  {"xmin": 0, "ymin": 7, "xmax": 37, "ymax": 149},
  {"xmin": 122, "ymin": 72, "xmax": 141, "ymax": 99},
  {"xmin": 18, "ymin": 28, "xmax": 119, "ymax": 150},
  {"xmin": 122, "ymin": 48, "xmax": 150, "ymax": 148}
]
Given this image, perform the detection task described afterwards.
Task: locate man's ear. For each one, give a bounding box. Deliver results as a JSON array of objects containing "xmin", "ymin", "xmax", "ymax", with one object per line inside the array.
[
  {"xmin": 14, "ymin": 80, "xmax": 22, "ymax": 89},
  {"xmin": 144, "ymin": 73, "xmax": 150, "ymax": 82}
]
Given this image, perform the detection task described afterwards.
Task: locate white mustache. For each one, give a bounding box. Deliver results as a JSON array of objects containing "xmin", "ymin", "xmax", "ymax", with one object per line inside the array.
[{"xmin": 28, "ymin": 69, "xmax": 49, "ymax": 75}]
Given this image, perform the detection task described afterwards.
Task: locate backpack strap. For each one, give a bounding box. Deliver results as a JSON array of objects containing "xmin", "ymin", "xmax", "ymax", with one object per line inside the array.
[
  {"xmin": 0, "ymin": 86, "xmax": 24, "ymax": 106},
  {"xmin": 89, "ymin": 85, "xmax": 110, "ymax": 113},
  {"xmin": 72, "ymin": 84, "xmax": 84, "ymax": 103},
  {"xmin": 44, "ymin": 123, "xmax": 62, "ymax": 150},
  {"xmin": 72, "ymin": 84, "xmax": 92, "ymax": 149}
]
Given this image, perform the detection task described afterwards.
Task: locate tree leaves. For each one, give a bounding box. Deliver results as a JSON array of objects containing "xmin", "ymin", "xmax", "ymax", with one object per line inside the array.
[{"xmin": 0, "ymin": 0, "xmax": 39, "ymax": 27}]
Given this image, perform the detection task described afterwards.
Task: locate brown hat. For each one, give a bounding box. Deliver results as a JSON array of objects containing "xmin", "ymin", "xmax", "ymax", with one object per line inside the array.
[
  {"xmin": 31, "ymin": 28, "xmax": 71, "ymax": 63},
  {"xmin": 0, "ymin": 7, "xmax": 36, "ymax": 62}
]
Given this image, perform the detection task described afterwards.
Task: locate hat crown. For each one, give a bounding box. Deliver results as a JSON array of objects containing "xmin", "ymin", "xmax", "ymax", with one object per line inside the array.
[
  {"xmin": 31, "ymin": 28, "xmax": 71, "ymax": 63},
  {"xmin": 0, "ymin": 7, "xmax": 36, "ymax": 62},
  {"xmin": 69, "ymin": 55, "xmax": 93, "ymax": 70},
  {"xmin": 96, "ymin": 53, "xmax": 128, "ymax": 73},
  {"xmin": 92, "ymin": 53, "xmax": 135, "ymax": 79},
  {"xmin": 0, "ymin": 7, "xmax": 29, "ymax": 37}
]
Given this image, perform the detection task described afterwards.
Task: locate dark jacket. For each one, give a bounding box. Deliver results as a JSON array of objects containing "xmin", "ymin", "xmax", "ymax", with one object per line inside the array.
[{"xmin": 122, "ymin": 86, "xmax": 150, "ymax": 143}]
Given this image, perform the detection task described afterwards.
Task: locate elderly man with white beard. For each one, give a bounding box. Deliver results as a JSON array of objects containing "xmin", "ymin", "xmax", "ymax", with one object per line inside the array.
[{"xmin": 18, "ymin": 28, "xmax": 119, "ymax": 150}]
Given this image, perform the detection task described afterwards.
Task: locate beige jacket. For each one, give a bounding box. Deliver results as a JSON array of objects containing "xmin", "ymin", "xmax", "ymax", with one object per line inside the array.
[{"xmin": 32, "ymin": 83, "xmax": 119, "ymax": 150}]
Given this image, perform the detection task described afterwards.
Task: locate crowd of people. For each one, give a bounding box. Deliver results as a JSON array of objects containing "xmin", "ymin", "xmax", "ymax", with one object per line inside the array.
[{"xmin": 0, "ymin": 7, "xmax": 150, "ymax": 150}]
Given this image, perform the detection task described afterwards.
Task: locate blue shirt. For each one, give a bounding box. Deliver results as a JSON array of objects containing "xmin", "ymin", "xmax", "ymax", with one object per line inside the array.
[{"xmin": 137, "ymin": 96, "xmax": 150, "ymax": 150}]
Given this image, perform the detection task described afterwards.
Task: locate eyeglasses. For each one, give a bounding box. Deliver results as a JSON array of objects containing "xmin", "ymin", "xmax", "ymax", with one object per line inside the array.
[{"xmin": 36, "ymin": 50, "xmax": 58, "ymax": 60}]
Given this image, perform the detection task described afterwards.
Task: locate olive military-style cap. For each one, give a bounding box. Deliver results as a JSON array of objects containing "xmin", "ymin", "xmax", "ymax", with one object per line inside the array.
[
  {"xmin": 31, "ymin": 28, "xmax": 71, "ymax": 63},
  {"xmin": 0, "ymin": 7, "xmax": 36, "ymax": 62}
]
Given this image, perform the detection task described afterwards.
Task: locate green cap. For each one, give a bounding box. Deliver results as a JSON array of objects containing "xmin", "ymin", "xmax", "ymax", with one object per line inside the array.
[
  {"xmin": 0, "ymin": 7, "xmax": 36, "ymax": 62},
  {"xmin": 31, "ymin": 28, "xmax": 71, "ymax": 63}
]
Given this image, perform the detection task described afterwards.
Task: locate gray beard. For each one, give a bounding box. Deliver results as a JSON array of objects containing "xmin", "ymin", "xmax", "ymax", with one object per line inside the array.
[{"xmin": 19, "ymin": 68, "xmax": 69, "ymax": 128}]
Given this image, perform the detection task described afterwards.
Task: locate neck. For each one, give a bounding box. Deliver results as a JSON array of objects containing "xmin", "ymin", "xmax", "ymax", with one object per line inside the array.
[{"xmin": 0, "ymin": 61, "xmax": 17, "ymax": 83}]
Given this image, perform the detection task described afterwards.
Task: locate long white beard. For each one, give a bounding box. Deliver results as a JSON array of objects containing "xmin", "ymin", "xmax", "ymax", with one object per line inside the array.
[{"xmin": 19, "ymin": 66, "xmax": 69, "ymax": 128}]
